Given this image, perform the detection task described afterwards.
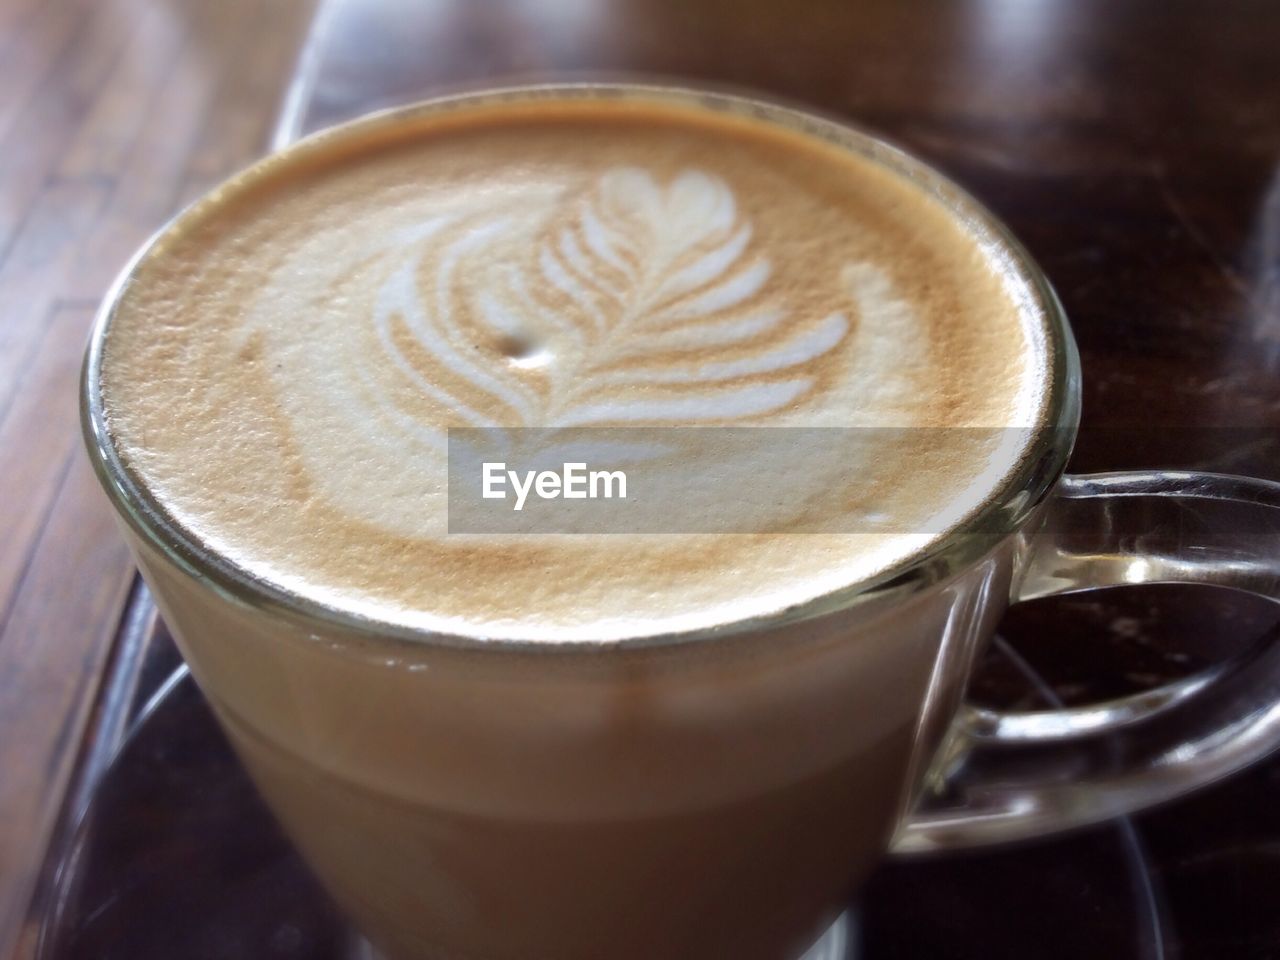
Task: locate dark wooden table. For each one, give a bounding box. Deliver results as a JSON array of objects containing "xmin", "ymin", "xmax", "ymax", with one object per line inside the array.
[
  {"xmin": 0, "ymin": 0, "xmax": 316, "ymax": 953},
  {"xmin": 2, "ymin": 1, "xmax": 1279, "ymax": 957}
]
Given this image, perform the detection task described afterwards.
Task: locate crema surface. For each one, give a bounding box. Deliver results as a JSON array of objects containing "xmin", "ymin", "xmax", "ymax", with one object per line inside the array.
[{"xmin": 99, "ymin": 94, "xmax": 1052, "ymax": 642}]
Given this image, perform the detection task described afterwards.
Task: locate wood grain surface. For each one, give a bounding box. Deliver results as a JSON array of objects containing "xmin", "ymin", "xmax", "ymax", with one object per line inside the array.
[
  {"xmin": 0, "ymin": 0, "xmax": 315, "ymax": 952},
  {"xmin": 2, "ymin": 0, "xmax": 1280, "ymax": 956}
]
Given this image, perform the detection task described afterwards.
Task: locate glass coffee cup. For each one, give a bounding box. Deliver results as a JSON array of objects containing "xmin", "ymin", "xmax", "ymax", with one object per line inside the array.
[{"xmin": 82, "ymin": 84, "xmax": 1280, "ymax": 960}]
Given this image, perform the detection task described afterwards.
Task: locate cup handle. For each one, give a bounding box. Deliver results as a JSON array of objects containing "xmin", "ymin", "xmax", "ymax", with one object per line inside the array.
[{"xmin": 892, "ymin": 470, "xmax": 1280, "ymax": 854}]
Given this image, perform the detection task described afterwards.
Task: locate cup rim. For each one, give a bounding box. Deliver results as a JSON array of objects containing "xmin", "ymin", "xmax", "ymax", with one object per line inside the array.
[{"xmin": 81, "ymin": 81, "xmax": 1082, "ymax": 654}]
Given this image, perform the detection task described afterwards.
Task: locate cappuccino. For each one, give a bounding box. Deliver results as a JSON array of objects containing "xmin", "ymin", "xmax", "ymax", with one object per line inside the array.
[
  {"xmin": 88, "ymin": 87, "xmax": 1066, "ymax": 960},
  {"xmin": 99, "ymin": 91, "xmax": 1051, "ymax": 643}
]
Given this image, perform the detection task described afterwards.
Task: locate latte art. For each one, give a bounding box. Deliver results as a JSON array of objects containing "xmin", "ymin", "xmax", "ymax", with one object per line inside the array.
[
  {"xmin": 239, "ymin": 157, "xmax": 937, "ymax": 539},
  {"xmin": 357, "ymin": 164, "xmax": 851, "ymax": 428},
  {"xmin": 99, "ymin": 94, "xmax": 1052, "ymax": 640}
]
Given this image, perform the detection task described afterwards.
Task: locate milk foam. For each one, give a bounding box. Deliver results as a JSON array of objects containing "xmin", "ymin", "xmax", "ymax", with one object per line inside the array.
[{"xmin": 99, "ymin": 94, "xmax": 1052, "ymax": 641}]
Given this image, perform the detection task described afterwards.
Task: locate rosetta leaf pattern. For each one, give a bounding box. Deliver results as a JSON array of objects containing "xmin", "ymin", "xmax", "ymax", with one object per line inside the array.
[{"xmin": 372, "ymin": 167, "xmax": 850, "ymax": 429}]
